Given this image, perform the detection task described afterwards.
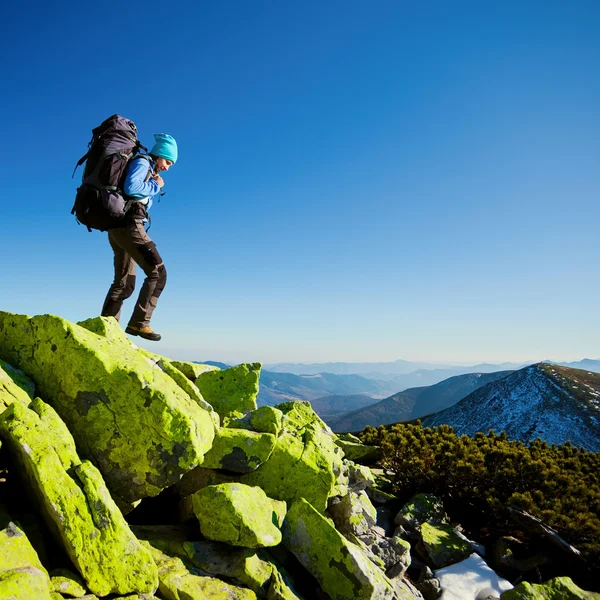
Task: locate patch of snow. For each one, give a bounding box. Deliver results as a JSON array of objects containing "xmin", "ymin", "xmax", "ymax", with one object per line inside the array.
[{"xmin": 435, "ymin": 553, "xmax": 513, "ymax": 600}]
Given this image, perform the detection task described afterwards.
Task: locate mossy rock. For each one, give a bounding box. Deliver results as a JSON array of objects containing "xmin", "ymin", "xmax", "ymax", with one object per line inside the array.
[
  {"xmin": 50, "ymin": 568, "xmax": 87, "ymax": 596},
  {"xmin": 335, "ymin": 439, "xmax": 382, "ymax": 464},
  {"xmin": 143, "ymin": 535, "xmax": 273, "ymax": 597},
  {"xmin": 241, "ymin": 401, "xmax": 344, "ymax": 512},
  {"xmin": 195, "ymin": 362, "xmax": 261, "ymax": 421},
  {"xmin": 192, "ymin": 483, "xmax": 285, "ymax": 548},
  {"xmin": 500, "ymin": 576, "xmax": 600, "ymax": 599},
  {"xmin": 0, "ymin": 359, "xmax": 34, "ymax": 412},
  {"xmin": 170, "ymin": 360, "xmax": 220, "ymax": 381},
  {"xmin": 0, "ymin": 521, "xmax": 53, "ymax": 600},
  {"xmin": 394, "ymin": 492, "xmax": 449, "ymax": 531},
  {"xmin": 0, "ymin": 400, "xmax": 158, "ymax": 596},
  {"xmin": 417, "ymin": 522, "xmax": 472, "ymax": 569},
  {"xmin": 146, "ymin": 542, "xmax": 258, "ymax": 599},
  {"xmin": 0, "ymin": 312, "xmax": 216, "ymax": 503},
  {"xmin": 282, "ymin": 498, "xmax": 396, "ymax": 600},
  {"xmin": 201, "ymin": 427, "xmax": 276, "ymax": 473},
  {"xmin": 328, "ymin": 490, "xmax": 377, "ymax": 536}
]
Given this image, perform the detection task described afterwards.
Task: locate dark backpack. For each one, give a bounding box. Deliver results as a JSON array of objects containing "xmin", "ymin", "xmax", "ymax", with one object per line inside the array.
[{"xmin": 71, "ymin": 115, "xmax": 147, "ymax": 232}]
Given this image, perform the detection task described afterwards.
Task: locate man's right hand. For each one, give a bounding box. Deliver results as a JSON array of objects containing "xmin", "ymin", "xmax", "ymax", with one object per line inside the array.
[{"xmin": 152, "ymin": 174, "xmax": 165, "ymax": 188}]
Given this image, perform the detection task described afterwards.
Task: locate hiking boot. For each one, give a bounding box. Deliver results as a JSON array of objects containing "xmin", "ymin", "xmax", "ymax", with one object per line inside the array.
[{"xmin": 125, "ymin": 325, "xmax": 162, "ymax": 341}]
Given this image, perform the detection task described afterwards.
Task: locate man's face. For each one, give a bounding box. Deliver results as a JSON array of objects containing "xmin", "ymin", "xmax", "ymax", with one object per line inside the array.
[{"xmin": 156, "ymin": 157, "xmax": 173, "ymax": 173}]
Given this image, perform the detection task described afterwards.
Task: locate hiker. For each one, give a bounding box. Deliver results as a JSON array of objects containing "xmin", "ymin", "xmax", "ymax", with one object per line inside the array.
[{"xmin": 100, "ymin": 133, "xmax": 178, "ymax": 341}]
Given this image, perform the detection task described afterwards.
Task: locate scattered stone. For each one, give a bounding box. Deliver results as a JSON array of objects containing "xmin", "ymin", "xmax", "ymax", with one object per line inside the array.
[
  {"xmin": 415, "ymin": 566, "xmax": 442, "ymax": 600},
  {"xmin": 417, "ymin": 522, "xmax": 472, "ymax": 569},
  {"xmin": 394, "ymin": 493, "xmax": 449, "ymax": 531},
  {"xmin": 266, "ymin": 567, "xmax": 303, "ymax": 600},
  {"xmin": 0, "ymin": 312, "xmax": 216, "ymax": 503},
  {"xmin": 357, "ymin": 532, "xmax": 412, "ymax": 579},
  {"xmin": 0, "ymin": 520, "xmax": 53, "ymax": 600},
  {"xmin": 201, "ymin": 427, "xmax": 276, "ymax": 473},
  {"xmin": 282, "ymin": 497, "xmax": 397, "ymax": 600},
  {"xmin": 50, "ymin": 567, "xmax": 87, "ymax": 597},
  {"xmin": 500, "ymin": 576, "xmax": 599, "ymax": 599},
  {"xmin": 192, "ymin": 483, "xmax": 285, "ymax": 548},
  {"xmin": 347, "ymin": 461, "xmax": 376, "ymax": 492},
  {"xmin": 0, "ymin": 401, "xmax": 158, "ymax": 596},
  {"xmin": 336, "ymin": 433, "xmax": 362, "ymax": 443},
  {"xmin": 195, "ymin": 362, "xmax": 261, "ymax": 421},
  {"xmin": 328, "ymin": 490, "xmax": 377, "ymax": 536}
]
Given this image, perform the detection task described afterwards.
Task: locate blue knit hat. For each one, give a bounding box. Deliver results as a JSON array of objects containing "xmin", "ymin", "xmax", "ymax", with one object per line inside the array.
[{"xmin": 150, "ymin": 133, "xmax": 178, "ymax": 164}]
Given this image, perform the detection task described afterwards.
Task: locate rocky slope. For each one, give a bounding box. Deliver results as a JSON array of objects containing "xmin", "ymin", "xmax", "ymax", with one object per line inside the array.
[
  {"xmin": 423, "ymin": 363, "xmax": 600, "ymax": 451},
  {"xmin": 327, "ymin": 371, "xmax": 513, "ymax": 433},
  {"xmin": 0, "ymin": 311, "xmax": 596, "ymax": 600}
]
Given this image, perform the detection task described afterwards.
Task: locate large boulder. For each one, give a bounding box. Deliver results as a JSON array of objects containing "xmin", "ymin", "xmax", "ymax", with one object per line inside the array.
[
  {"xmin": 0, "ymin": 359, "xmax": 34, "ymax": 411},
  {"xmin": 201, "ymin": 427, "xmax": 277, "ymax": 473},
  {"xmin": 191, "ymin": 483, "xmax": 286, "ymax": 548},
  {"xmin": 0, "ymin": 521, "xmax": 53, "ymax": 600},
  {"xmin": 146, "ymin": 543, "xmax": 258, "ymax": 600},
  {"xmin": 0, "ymin": 400, "xmax": 158, "ymax": 596},
  {"xmin": 282, "ymin": 497, "xmax": 397, "ymax": 600},
  {"xmin": 417, "ymin": 522, "xmax": 472, "ymax": 569},
  {"xmin": 195, "ymin": 362, "xmax": 262, "ymax": 421},
  {"xmin": 500, "ymin": 576, "xmax": 600, "ymax": 599},
  {"xmin": 0, "ymin": 312, "xmax": 216, "ymax": 503},
  {"xmin": 241, "ymin": 401, "xmax": 345, "ymax": 512}
]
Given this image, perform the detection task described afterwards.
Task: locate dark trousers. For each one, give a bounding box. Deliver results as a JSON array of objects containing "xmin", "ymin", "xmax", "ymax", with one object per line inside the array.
[{"xmin": 101, "ymin": 219, "xmax": 167, "ymax": 328}]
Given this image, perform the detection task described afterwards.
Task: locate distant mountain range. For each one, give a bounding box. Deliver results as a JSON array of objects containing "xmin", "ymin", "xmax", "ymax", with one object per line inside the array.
[
  {"xmin": 262, "ymin": 358, "xmax": 600, "ymax": 381},
  {"xmin": 422, "ymin": 364, "xmax": 600, "ymax": 451},
  {"xmin": 256, "ymin": 371, "xmax": 395, "ymax": 407},
  {"xmin": 326, "ymin": 370, "xmax": 513, "ymax": 432},
  {"xmin": 262, "ymin": 359, "xmax": 525, "ymax": 380}
]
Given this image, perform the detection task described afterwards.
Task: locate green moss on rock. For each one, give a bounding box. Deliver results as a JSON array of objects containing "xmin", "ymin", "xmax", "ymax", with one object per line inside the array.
[
  {"xmin": 241, "ymin": 401, "xmax": 344, "ymax": 512},
  {"xmin": 334, "ymin": 440, "xmax": 382, "ymax": 465},
  {"xmin": 146, "ymin": 542, "xmax": 258, "ymax": 600},
  {"xmin": 50, "ymin": 568, "xmax": 87, "ymax": 597},
  {"xmin": 195, "ymin": 363, "xmax": 261, "ymax": 421},
  {"xmin": 250, "ymin": 406, "xmax": 284, "ymax": 436},
  {"xmin": 201, "ymin": 428, "xmax": 276, "ymax": 473},
  {"xmin": 282, "ymin": 498, "xmax": 396, "ymax": 600},
  {"xmin": 418, "ymin": 522, "xmax": 471, "ymax": 569},
  {"xmin": 0, "ymin": 312, "xmax": 216, "ymax": 503},
  {"xmin": 170, "ymin": 360, "xmax": 220, "ymax": 381},
  {"xmin": 0, "ymin": 359, "xmax": 34, "ymax": 412},
  {"xmin": 0, "ymin": 521, "xmax": 52, "ymax": 600},
  {"xmin": 500, "ymin": 576, "xmax": 600, "ymax": 599},
  {"xmin": 192, "ymin": 483, "xmax": 285, "ymax": 548},
  {"xmin": 0, "ymin": 401, "xmax": 158, "ymax": 596},
  {"xmin": 394, "ymin": 492, "xmax": 449, "ymax": 531}
]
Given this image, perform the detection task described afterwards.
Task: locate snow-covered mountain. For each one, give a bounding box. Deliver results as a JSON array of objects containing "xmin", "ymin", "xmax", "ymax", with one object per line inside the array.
[
  {"xmin": 326, "ymin": 370, "xmax": 513, "ymax": 432},
  {"xmin": 422, "ymin": 363, "xmax": 600, "ymax": 451}
]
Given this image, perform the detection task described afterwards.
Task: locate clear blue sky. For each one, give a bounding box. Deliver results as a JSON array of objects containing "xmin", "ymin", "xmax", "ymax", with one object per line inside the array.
[{"xmin": 2, "ymin": 1, "xmax": 599, "ymax": 365}]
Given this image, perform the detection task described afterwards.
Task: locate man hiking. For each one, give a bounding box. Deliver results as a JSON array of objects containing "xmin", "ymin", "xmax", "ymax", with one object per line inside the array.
[{"xmin": 100, "ymin": 133, "xmax": 178, "ymax": 341}]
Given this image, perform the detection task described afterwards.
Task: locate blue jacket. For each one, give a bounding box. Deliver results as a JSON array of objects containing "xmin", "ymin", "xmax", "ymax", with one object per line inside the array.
[{"xmin": 123, "ymin": 156, "xmax": 161, "ymax": 213}]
